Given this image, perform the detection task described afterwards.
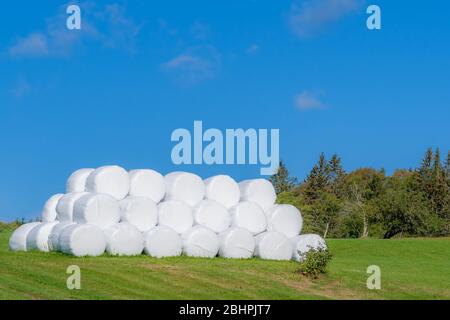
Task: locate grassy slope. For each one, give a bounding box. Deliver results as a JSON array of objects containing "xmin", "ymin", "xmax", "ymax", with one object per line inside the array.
[{"xmin": 0, "ymin": 228, "xmax": 449, "ymax": 300}]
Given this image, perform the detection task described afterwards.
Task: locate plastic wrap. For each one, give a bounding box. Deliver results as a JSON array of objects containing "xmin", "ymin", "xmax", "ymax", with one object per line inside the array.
[
  {"xmin": 165, "ymin": 172, "xmax": 205, "ymax": 207},
  {"xmin": 56, "ymin": 192, "xmax": 88, "ymax": 222},
  {"xmin": 193, "ymin": 200, "xmax": 230, "ymax": 233},
  {"xmin": 48, "ymin": 221, "xmax": 75, "ymax": 252},
  {"xmin": 119, "ymin": 196, "xmax": 158, "ymax": 232},
  {"xmin": 254, "ymin": 231, "xmax": 292, "ymax": 261},
  {"xmin": 8, "ymin": 222, "xmax": 41, "ymax": 252},
  {"xmin": 157, "ymin": 200, "xmax": 193, "ymax": 234},
  {"xmin": 143, "ymin": 226, "xmax": 183, "ymax": 258},
  {"xmin": 26, "ymin": 222, "xmax": 59, "ymax": 252},
  {"xmin": 181, "ymin": 226, "xmax": 219, "ymax": 258},
  {"xmin": 238, "ymin": 179, "xmax": 276, "ymax": 211},
  {"xmin": 204, "ymin": 175, "xmax": 240, "ymax": 209},
  {"xmin": 103, "ymin": 223, "xmax": 144, "ymax": 256},
  {"xmin": 229, "ymin": 201, "xmax": 267, "ymax": 235},
  {"xmin": 128, "ymin": 169, "xmax": 166, "ymax": 203},
  {"xmin": 290, "ymin": 234, "xmax": 327, "ymax": 262},
  {"xmin": 66, "ymin": 168, "xmax": 94, "ymax": 193},
  {"xmin": 73, "ymin": 193, "xmax": 121, "ymax": 229},
  {"xmin": 266, "ymin": 204, "xmax": 303, "ymax": 238},
  {"xmin": 59, "ymin": 224, "xmax": 106, "ymax": 257},
  {"xmin": 218, "ymin": 227, "xmax": 255, "ymax": 259},
  {"xmin": 85, "ymin": 165, "xmax": 129, "ymax": 200},
  {"xmin": 41, "ymin": 194, "xmax": 64, "ymax": 222}
]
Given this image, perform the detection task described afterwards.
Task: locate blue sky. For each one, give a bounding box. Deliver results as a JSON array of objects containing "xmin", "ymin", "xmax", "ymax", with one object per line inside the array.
[{"xmin": 1, "ymin": 0, "xmax": 449, "ymax": 221}]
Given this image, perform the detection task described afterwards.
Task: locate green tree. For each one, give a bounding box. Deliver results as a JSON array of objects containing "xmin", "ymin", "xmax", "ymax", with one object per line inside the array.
[
  {"xmin": 302, "ymin": 153, "xmax": 330, "ymax": 203},
  {"xmin": 269, "ymin": 160, "xmax": 298, "ymax": 194},
  {"xmin": 328, "ymin": 154, "xmax": 346, "ymax": 198}
]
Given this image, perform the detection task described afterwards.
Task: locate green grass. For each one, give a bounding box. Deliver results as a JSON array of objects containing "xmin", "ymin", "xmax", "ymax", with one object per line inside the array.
[{"xmin": 0, "ymin": 227, "xmax": 449, "ymax": 300}]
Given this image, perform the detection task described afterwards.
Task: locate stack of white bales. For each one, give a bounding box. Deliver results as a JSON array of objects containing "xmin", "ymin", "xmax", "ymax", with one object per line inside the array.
[{"xmin": 9, "ymin": 165, "xmax": 327, "ymax": 260}]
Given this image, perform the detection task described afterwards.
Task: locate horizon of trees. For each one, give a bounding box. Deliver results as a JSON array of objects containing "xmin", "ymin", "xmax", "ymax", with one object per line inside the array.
[{"xmin": 270, "ymin": 148, "xmax": 450, "ymax": 239}]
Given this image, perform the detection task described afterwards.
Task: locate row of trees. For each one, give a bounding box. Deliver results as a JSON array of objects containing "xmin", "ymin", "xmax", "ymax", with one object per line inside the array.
[{"xmin": 270, "ymin": 148, "xmax": 450, "ymax": 238}]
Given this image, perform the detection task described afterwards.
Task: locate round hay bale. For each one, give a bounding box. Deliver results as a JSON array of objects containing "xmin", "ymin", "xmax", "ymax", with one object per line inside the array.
[
  {"xmin": 59, "ymin": 224, "xmax": 106, "ymax": 257},
  {"xmin": 204, "ymin": 175, "xmax": 240, "ymax": 209},
  {"xmin": 158, "ymin": 200, "xmax": 193, "ymax": 234},
  {"xmin": 165, "ymin": 172, "xmax": 205, "ymax": 207},
  {"xmin": 104, "ymin": 223, "xmax": 144, "ymax": 256},
  {"xmin": 218, "ymin": 227, "xmax": 255, "ymax": 259},
  {"xmin": 290, "ymin": 234, "xmax": 327, "ymax": 262},
  {"xmin": 266, "ymin": 204, "xmax": 303, "ymax": 238},
  {"xmin": 41, "ymin": 194, "xmax": 64, "ymax": 222},
  {"xmin": 182, "ymin": 226, "xmax": 219, "ymax": 258},
  {"xmin": 119, "ymin": 196, "xmax": 158, "ymax": 232},
  {"xmin": 66, "ymin": 168, "xmax": 94, "ymax": 193},
  {"xmin": 254, "ymin": 231, "xmax": 292, "ymax": 261},
  {"xmin": 143, "ymin": 226, "xmax": 182, "ymax": 258},
  {"xmin": 56, "ymin": 192, "xmax": 88, "ymax": 222},
  {"xmin": 85, "ymin": 165, "xmax": 129, "ymax": 200},
  {"xmin": 73, "ymin": 193, "xmax": 121, "ymax": 229},
  {"xmin": 128, "ymin": 169, "xmax": 165, "ymax": 203},
  {"xmin": 238, "ymin": 179, "xmax": 276, "ymax": 211},
  {"xmin": 48, "ymin": 221, "xmax": 75, "ymax": 252},
  {"xmin": 229, "ymin": 201, "xmax": 267, "ymax": 235},
  {"xmin": 8, "ymin": 222, "xmax": 41, "ymax": 252},
  {"xmin": 193, "ymin": 200, "xmax": 230, "ymax": 233},
  {"xmin": 26, "ymin": 222, "xmax": 59, "ymax": 252}
]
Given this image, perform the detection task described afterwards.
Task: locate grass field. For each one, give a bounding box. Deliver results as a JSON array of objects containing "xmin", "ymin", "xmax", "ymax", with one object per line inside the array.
[{"xmin": 0, "ymin": 227, "xmax": 449, "ymax": 300}]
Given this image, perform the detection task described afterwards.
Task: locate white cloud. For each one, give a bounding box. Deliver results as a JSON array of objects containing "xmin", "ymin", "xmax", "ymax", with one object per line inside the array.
[
  {"xmin": 9, "ymin": 33, "xmax": 49, "ymax": 57},
  {"xmin": 7, "ymin": 2, "xmax": 142, "ymax": 58},
  {"xmin": 295, "ymin": 91, "xmax": 325, "ymax": 110},
  {"xmin": 289, "ymin": 0, "xmax": 364, "ymax": 38},
  {"xmin": 161, "ymin": 45, "xmax": 221, "ymax": 85}
]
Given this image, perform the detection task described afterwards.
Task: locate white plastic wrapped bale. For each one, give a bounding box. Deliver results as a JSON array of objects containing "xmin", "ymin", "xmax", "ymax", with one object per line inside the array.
[
  {"xmin": 85, "ymin": 165, "xmax": 129, "ymax": 200},
  {"xmin": 119, "ymin": 196, "xmax": 158, "ymax": 232},
  {"xmin": 8, "ymin": 222, "xmax": 41, "ymax": 252},
  {"xmin": 238, "ymin": 179, "xmax": 276, "ymax": 211},
  {"xmin": 229, "ymin": 201, "xmax": 267, "ymax": 235},
  {"xmin": 73, "ymin": 193, "xmax": 121, "ymax": 229},
  {"xmin": 165, "ymin": 172, "xmax": 205, "ymax": 207},
  {"xmin": 66, "ymin": 168, "xmax": 94, "ymax": 193},
  {"xmin": 143, "ymin": 226, "xmax": 182, "ymax": 258},
  {"xmin": 158, "ymin": 200, "xmax": 193, "ymax": 234},
  {"xmin": 26, "ymin": 222, "xmax": 59, "ymax": 252},
  {"xmin": 59, "ymin": 224, "xmax": 106, "ymax": 257},
  {"xmin": 254, "ymin": 231, "xmax": 292, "ymax": 261},
  {"xmin": 204, "ymin": 175, "xmax": 240, "ymax": 209},
  {"xmin": 56, "ymin": 192, "xmax": 88, "ymax": 222},
  {"xmin": 48, "ymin": 222, "xmax": 75, "ymax": 252},
  {"xmin": 291, "ymin": 234, "xmax": 327, "ymax": 262},
  {"xmin": 41, "ymin": 193, "xmax": 64, "ymax": 222},
  {"xmin": 193, "ymin": 200, "xmax": 230, "ymax": 233},
  {"xmin": 182, "ymin": 226, "xmax": 219, "ymax": 258},
  {"xmin": 218, "ymin": 227, "xmax": 255, "ymax": 259},
  {"xmin": 128, "ymin": 169, "xmax": 166, "ymax": 203},
  {"xmin": 266, "ymin": 204, "xmax": 303, "ymax": 238},
  {"xmin": 103, "ymin": 223, "xmax": 144, "ymax": 256}
]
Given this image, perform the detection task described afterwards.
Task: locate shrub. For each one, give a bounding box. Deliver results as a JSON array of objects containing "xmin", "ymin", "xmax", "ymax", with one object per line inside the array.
[{"xmin": 298, "ymin": 247, "xmax": 333, "ymax": 278}]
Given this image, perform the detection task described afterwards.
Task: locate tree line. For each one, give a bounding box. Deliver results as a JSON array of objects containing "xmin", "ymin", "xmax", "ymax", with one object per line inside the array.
[{"xmin": 269, "ymin": 148, "xmax": 450, "ymax": 239}]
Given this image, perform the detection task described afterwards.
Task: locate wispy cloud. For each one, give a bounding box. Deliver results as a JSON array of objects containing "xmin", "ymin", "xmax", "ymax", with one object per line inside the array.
[
  {"xmin": 295, "ymin": 91, "xmax": 325, "ymax": 110},
  {"xmin": 161, "ymin": 45, "xmax": 221, "ymax": 85},
  {"xmin": 9, "ymin": 33, "xmax": 49, "ymax": 57},
  {"xmin": 289, "ymin": 0, "xmax": 364, "ymax": 38},
  {"xmin": 7, "ymin": 2, "xmax": 143, "ymax": 58}
]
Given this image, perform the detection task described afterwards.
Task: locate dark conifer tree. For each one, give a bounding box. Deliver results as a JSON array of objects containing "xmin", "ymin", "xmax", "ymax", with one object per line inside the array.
[{"xmin": 269, "ymin": 160, "xmax": 298, "ymax": 194}]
